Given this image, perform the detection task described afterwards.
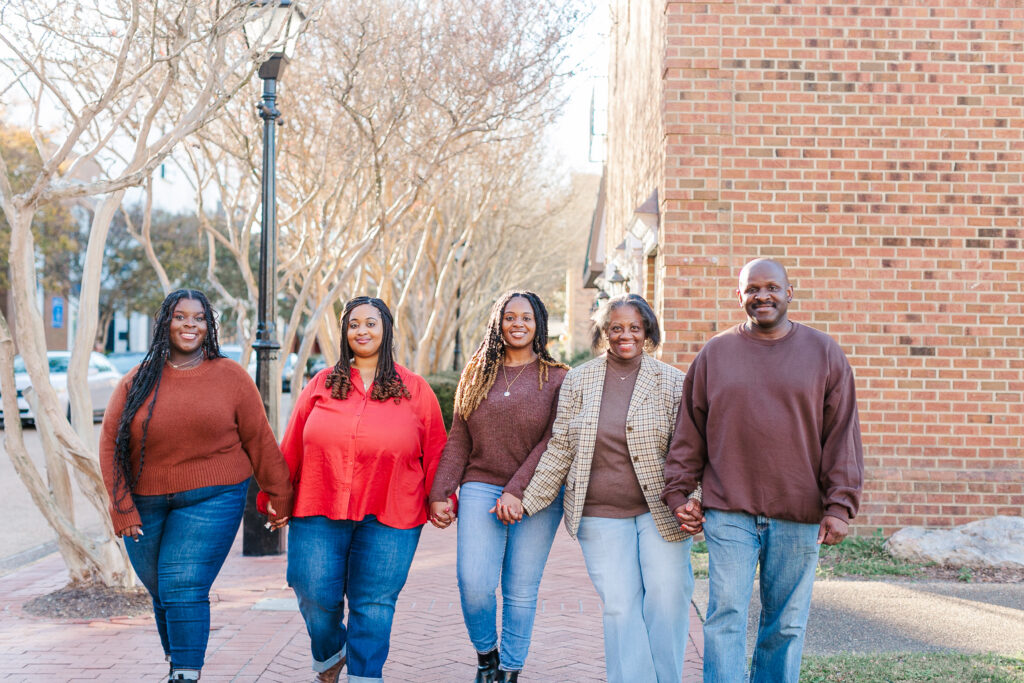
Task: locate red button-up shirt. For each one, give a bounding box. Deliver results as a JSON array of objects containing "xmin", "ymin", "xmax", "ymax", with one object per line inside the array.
[{"xmin": 259, "ymin": 364, "xmax": 447, "ymax": 529}]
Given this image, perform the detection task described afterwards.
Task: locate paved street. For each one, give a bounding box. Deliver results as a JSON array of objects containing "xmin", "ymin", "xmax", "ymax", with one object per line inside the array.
[{"xmin": 0, "ymin": 522, "xmax": 705, "ymax": 682}]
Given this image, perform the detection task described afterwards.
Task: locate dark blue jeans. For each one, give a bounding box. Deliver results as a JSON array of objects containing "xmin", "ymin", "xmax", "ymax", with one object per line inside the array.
[
  {"xmin": 124, "ymin": 480, "xmax": 248, "ymax": 671},
  {"xmin": 287, "ymin": 515, "xmax": 422, "ymax": 683}
]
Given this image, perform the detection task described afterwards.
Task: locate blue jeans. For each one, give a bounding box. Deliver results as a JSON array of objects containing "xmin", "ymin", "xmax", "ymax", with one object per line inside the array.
[
  {"xmin": 577, "ymin": 513, "xmax": 694, "ymax": 683},
  {"xmin": 123, "ymin": 480, "xmax": 248, "ymax": 671},
  {"xmin": 287, "ymin": 515, "xmax": 422, "ymax": 683},
  {"xmin": 702, "ymin": 509, "xmax": 821, "ymax": 683},
  {"xmin": 456, "ymin": 482, "xmax": 563, "ymax": 671}
]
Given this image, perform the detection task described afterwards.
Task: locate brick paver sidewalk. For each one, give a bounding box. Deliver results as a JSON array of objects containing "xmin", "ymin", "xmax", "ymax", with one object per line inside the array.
[{"xmin": 0, "ymin": 525, "xmax": 703, "ymax": 682}]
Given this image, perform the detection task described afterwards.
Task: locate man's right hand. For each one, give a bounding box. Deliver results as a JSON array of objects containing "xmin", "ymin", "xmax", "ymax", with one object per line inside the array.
[
  {"xmin": 119, "ymin": 525, "xmax": 143, "ymax": 542},
  {"xmin": 673, "ymin": 499, "xmax": 705, "ymax": 535}
]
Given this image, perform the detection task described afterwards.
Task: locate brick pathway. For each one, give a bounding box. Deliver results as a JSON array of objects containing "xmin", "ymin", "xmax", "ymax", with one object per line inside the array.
[{"xmin": 0, "ymin": 525, "xmax": 703, "ymax": 682}]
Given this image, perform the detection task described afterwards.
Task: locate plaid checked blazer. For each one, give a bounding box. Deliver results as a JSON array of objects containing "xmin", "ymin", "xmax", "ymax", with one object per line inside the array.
[{"xmin": 521, "ymin": 353, "xmax": 698, "ymax": 542}]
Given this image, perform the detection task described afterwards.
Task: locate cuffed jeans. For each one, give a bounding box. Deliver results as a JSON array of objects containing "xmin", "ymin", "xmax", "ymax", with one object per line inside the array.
[
  {"xmin": 456, "ymin": 482, "xmax": 563, "ymax": 671},
  {"xmin": 577, "ymin": 513, "xmax": 694, "ymax": 683},
  {"xmin": 124, "ymin": 479, "xmax": 248, "ymax": 671},
  {"xmin": 702, "ymin": 509, "xmax": 821, "ymax": 683},
  {"xmin": 287, "ymin": 515, "xmax": 422, "ymax": 683}
]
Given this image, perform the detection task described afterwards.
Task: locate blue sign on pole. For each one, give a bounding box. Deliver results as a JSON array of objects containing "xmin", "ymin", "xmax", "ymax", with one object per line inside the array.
[{"xmin": 51, "ymin": 296, "xmax": 64, "ymax": 329}]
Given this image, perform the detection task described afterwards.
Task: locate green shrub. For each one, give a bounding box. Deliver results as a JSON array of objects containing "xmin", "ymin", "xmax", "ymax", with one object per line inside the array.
[{"xmin": 425, "ymin": 371, "xmax": 460, "ymax": 431}]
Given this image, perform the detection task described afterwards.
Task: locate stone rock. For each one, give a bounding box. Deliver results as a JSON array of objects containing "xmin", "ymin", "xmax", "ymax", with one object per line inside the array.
[{"xmin": 885, "ymin": 515, "xmax": 1024, "ymax": 569}]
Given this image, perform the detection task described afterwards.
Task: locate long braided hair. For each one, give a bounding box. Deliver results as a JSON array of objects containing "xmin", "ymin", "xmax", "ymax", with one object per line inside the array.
[
  {"xmin": 453, "ymin": 290, "xmax": 568, "ymax": 419},
  {"xmin": 324, "ymin": 296, "xmax": 411, "ymax": 403},
  {"xmin": 111, "ymin": 289, "xmax": 225, "ymax": 513}
]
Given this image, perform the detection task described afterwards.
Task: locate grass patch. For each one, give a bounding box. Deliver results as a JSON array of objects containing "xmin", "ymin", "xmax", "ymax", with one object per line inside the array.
[
  {"xmin": 691, "ymin": 540, "xmax": 708, "ymax": 578},
  {"xmin": 801, "ymin": 652, "xmax": 1024, "ymax": 682},
  {"xmin": 690, "ymin": 531, "xmax": 927, "ymax": 580},
  {"xmin": 815, "ymin": 529, "xmax": 922, "ymax": 579}
]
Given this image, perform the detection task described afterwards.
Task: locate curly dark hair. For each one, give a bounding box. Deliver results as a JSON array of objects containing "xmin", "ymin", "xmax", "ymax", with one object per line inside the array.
[
  {"xmin": 591, "ymin": 292, "xmax": 662, "ymax": 352},
  {"xmin": 324, "ymin": 296, "xmax": 411, "ymax": 403},
  {"xmin": 111, "ymin": 289, "xmax": 225, "ymax": 513},
  {"xmin": 453, "ymin": 290, "xmax": 568, "ymax": 419}
]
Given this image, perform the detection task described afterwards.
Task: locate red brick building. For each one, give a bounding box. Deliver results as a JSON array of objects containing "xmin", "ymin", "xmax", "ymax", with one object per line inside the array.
[{"xmin": 589, "ymin": 0, "xmax": 1024, "ymax": 532}]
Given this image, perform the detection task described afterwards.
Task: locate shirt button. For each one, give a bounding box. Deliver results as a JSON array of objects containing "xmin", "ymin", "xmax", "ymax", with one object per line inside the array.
[
  {"xmin": 626, "ymin": 426, "xmax": 633, "ymax": 432},
  {"xmin": 632, "ymin": 456, "xmax": 639, "ymax": 462}
]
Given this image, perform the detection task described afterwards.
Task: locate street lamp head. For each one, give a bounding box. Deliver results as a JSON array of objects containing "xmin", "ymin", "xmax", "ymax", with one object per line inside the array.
[{"xmin": 243, "ymin": 0, "xmax": 305, "ymax": 80}]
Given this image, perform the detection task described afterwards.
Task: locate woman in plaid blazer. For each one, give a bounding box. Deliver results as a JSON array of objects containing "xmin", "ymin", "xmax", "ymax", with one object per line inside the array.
[{"xmin": 515, "ymin": 293, "xmax": 702, "ymax": 683}]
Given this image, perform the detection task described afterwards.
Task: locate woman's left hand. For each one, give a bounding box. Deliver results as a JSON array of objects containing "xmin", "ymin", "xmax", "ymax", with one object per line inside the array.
[
  {"xmin": 265, "ymin": 502, "xmax": 289, "ymax": 531},
  {"xmin": 490, "ymin": 492, "xmax": 524, "ymax": 525}
]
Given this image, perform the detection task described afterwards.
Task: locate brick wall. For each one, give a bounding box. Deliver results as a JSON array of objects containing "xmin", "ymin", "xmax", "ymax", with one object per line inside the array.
[{"xmin": 608, "ymin": 0, "xmax": 1024, "ymax": 532}]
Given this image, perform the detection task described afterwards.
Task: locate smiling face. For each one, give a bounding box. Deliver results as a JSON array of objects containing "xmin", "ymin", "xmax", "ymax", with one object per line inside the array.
[
  {"xmin": 737, "ymin": 259, "xmax": 793, "ymax": 337},
  {"xmin": 500, "ymin": 296, "xmax": 537, "ymax": 352},
  {"xmin": 168, "ymin": 297, "xmax": 208, "ymax": 358},
  {"xmin": 605, "ymin": 304, "xmax": 646, "ymax": 360},
  {"xmin": 346, "ymin": 303, "xmax": 384, "ymax": 360}
]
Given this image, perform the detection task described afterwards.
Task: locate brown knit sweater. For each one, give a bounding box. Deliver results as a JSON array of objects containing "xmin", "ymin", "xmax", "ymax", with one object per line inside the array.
[
  {"xmin": 429, "ymin": 361, "xmax": 568, "ymax": 502},
  {"xmin": 583, "ymin": 352, "xmax": 648, "ymax": 518},
  {"xmin": 99, "ymin": 358, "xmax": 294, "ymax": 533}
]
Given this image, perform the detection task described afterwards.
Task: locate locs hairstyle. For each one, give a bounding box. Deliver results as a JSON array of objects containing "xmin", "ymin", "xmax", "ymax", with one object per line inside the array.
[
  {"xmin": 112, "ymin": 289, "xmax": 225, "ymax": 513},
  {"xmin": 324, "ymin": 296, "xmax": 410, "ymax": 403},
  {"xmin": 590, "ymin": 292, "xmax": 662, "ymax": 352},
  {"xmin": 453, "ymin": 290, "xmax": 568, "ymax": 419}
]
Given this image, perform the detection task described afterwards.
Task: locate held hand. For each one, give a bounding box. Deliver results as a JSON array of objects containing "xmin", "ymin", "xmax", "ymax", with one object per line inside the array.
[
  {"xmin": 265, "ymin": 502, "xmax": 289, "ymax": 532},
  {"xmin": 817, "ymin": 515, "xmax": 849, "ymax": 546},
  {"xmin": 673, "ymin": 499, "xmax": 705, "ymax": 535},
  {"xmin": 430, "ymin": 500, "xmax": 454, "ymax": 529},
  {"xmin": 490, "ymin": 493, "xmax": 524, "ymax": 525},
  {"xmin": 119, "ymin": 525, "xmax": 144, "ymax": 542}
]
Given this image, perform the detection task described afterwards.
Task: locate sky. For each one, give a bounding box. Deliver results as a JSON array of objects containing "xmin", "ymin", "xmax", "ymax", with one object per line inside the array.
[{"xmin": 547, "ymin": 3, "xmax": 609, "ymax": 175}]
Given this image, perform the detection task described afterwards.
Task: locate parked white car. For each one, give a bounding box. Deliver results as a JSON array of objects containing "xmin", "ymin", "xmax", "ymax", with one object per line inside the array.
[{"xmin": 1, "ymin": 351, "xmax": 122, "ymax": 426}]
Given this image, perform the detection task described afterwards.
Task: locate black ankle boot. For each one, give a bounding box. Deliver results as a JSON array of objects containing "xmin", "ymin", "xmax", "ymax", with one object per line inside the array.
[
  {"xmin": 495, "ymin": 670, "xmax": 519, "ymax": 683},
  {"xmin": 474, "ymin": 649, "xmax": 499, "ymax": 683}
]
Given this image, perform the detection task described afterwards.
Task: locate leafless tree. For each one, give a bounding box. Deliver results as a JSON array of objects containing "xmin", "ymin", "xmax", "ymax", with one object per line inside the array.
[{"xmin": 0, "ymin": 0, "xmax": 317, "ymax": 586}]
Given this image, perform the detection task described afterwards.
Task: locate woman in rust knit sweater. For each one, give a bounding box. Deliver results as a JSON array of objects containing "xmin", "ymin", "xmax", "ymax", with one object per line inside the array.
[
  {"xmin": 267, "ymin": 296, "xmax": 446, "ymax": 683},
  {"xmin": 428, "ymin": 291, "xmax": 569, "ymax": 683},
  {"xmin": 99, "ymin": 289, "xmax": 293, "ymax": 683}
]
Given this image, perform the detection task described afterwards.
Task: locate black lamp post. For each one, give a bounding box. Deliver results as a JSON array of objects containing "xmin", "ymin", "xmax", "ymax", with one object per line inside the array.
[{"xmin": 241, "ymin": 0, "xmax": 304, "ymax": 556}]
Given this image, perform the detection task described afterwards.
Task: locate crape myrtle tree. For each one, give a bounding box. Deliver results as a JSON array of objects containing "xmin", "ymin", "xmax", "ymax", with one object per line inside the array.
[
  {"xmin": 0, "ymin": 0, "xmax": 318, "ymax": 587},
  {"xmin": 133, "ymin": 0, "xmax": 589, "ymax": 396}
]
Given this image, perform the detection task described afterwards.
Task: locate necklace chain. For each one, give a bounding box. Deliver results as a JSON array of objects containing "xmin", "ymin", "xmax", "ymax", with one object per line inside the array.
[
  {"xmin": 168, "ymin": 350, "xmax": 204, "ymax": 370},
  {"xmin": 501, "ymin": 361, "xmax": 531, "ymax": 397}
]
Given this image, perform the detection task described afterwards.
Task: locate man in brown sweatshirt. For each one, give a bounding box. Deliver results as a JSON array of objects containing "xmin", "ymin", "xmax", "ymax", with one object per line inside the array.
[{"xmin": 662, "ymin": 258, "xmax": 863, "ymax": 683}]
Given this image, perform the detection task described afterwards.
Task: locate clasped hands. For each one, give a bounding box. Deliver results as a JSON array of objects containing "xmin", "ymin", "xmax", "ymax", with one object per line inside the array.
[{"xmin": 429, "ymin": 492, "xmax": 523, "ymax": 528}]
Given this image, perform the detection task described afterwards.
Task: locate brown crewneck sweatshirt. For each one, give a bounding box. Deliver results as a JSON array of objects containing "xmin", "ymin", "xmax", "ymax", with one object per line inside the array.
[
  {"xmin": 99, "ymin": 358, "xmax": 294, "ymax": 532},
  {"xmin": 662, "ymin": 322, "xmax": 863, "ymax": 524},
  {"xmin": 429, "ymin": 360, "xmax": 568, "ymax": 502},
  {"xmin": 582, "ymin": 352, "xmax": 647, "ymax": 517}
]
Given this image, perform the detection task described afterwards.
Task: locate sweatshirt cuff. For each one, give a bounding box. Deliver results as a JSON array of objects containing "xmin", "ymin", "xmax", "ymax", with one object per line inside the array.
[
  {"xmin": 662, "ymin": 489, "xmax": 692, "ymax": 513},
  {"xmin": 823, "ymin": 504, "xmax": 851, "ymax": 523},
  {"xmin": 110, "ymin": 508, "xmax": 142, "ymax": 536}
]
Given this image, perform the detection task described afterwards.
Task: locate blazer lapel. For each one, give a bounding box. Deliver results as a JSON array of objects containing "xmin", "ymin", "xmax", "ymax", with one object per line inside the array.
[{"xmin": 626, "ymin": 354, "xmax": 660, "ymax": 421}]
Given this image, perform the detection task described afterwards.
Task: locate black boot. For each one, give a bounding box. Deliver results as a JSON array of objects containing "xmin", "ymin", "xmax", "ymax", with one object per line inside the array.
[
  {"xmin": 474, "ymin": 649, "xmax": 499, "ymax": 683},
  {"xmin": 495, "ymin": 670, "xmax": 519, "ymax": 683}
]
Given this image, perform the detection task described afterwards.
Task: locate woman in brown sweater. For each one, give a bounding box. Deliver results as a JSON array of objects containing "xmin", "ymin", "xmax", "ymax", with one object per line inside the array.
[
  {"xmin": 428, "ymin": 291, "xmax": 568, "ymax": 683},
  {"xmin": 99, "ymin": 289, "xmax": 292, "ymax": 683}
]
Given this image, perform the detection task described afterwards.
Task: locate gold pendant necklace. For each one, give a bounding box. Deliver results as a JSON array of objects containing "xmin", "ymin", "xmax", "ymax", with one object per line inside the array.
[{"xmin": 501, "ymin": 362, "xmax": 531, "ymax": 397}]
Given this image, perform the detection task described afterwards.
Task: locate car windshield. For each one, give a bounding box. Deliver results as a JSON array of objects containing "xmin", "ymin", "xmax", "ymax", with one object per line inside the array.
[{"xmin": 12, "ymin": 356, "xmax": 71, "ymax": 373}]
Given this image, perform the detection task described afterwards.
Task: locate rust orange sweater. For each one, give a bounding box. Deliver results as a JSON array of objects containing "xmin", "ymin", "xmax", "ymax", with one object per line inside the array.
[{"xmin": 99, "ymin": 358, "xmax": 293, "ymax": 533}]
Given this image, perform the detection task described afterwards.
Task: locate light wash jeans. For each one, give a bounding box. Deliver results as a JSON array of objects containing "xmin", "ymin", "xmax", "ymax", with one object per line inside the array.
[
  {"xmin": 576, "ymin": 513, "xmax": 694, "ymax": 683},
  {"xmin": 287, "ymin": 515, "xmax": 422, "ymax": 683},
  {"xmin": 702, "ymin": 509, "xmax": 821, "ymax": 683},
  {"xmin": 124, "ymin": 480, "xmax": 248, "ymax": 672},
  {"xmin": 456, "ymin": 482, "xmax": 563, "ymax": 671}
]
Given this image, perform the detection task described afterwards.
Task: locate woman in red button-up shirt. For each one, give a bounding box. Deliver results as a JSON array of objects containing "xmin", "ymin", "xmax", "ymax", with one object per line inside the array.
[{"xmin": 274, "ymin": 296, "xmax": 446, "ymax": 683}]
